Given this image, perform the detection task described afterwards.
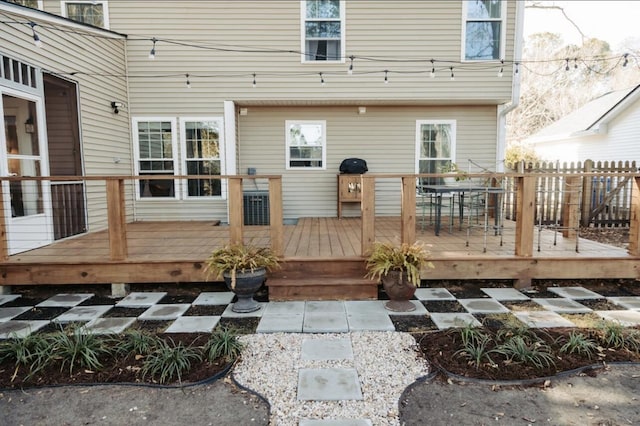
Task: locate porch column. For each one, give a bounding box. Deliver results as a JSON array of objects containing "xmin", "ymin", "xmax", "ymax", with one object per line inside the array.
[
  {"xmin": 361, "ymin": 175, "xmax": 375, "ymax": 256},
  {"xmin": 269, "ymin": 177, "xmax": 284, "ymax": 256},
  {"xmin": 628, "ymin": 176, "xmax": 640, "ymax": 256},
  {"xmin": 401, "ymin": 176, "xmax": 416, "ymax": 245},
  {"xmin": 228, "ymin": 177, "xmax": 244, "ymax": 245},
  {"xmin": 515, "ymin": 175, "xmax": 535, "ymax": 257},
  {"xmin": 106, "ymin": 178, "xmax": 127, "ymax": 261}
]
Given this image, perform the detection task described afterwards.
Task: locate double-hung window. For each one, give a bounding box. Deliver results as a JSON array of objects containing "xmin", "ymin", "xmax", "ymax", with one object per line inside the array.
[
  {"xmin": 416, "ymin": 121, "xmax": 456, "ymax": 185},
  {"xmin": 302, "ymin": 0, "xmax": 345, "ymax": 62},
  {"xmin": 286, "ymin": 120, "xmax": 326, "ymax": 169},
  {"xmin": 463, "ymin": 0, "xmax": 505, "ymax": 60},
  {"xmin": 180, "ymin": 118, "xmax": 224, "ymax": 198},
  {"xmin": 61, "ymin": 1, "xmax": 109, "ymax": 28},
  {"xmin": 133, "ymin": 118, "xmax": 178, "ymax": 199},
  {"xmin": 6, "ymin": 0, "xmax": 41, "ymax": 8}
]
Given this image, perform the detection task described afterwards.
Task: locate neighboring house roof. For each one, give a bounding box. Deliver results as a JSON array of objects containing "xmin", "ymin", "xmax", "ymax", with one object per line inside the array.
[{"xmin": 527, "ymin": 84, "xmax": 640, "ymax": 143}]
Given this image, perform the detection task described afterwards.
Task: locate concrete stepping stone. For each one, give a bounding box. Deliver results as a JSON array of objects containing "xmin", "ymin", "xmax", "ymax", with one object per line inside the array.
[
  {"xmin": 533, "ymin": 298, "xmax": 591, "ymax": 313},
  {"xmin": 53, "ymin": 305, "xmax": 112, "ymax": 323},
  {"xmin": 0, "ymin": 295, "xmax": 21, "ymax": 306},
  {"xmin": 347, "ymin": 314, "xmax": 395, "ymax": 332},
  {"xmin": 221, "ymin": 303, "xmax": 266, "ymax": 318},
  {"xmin": 300, "ymin": 420, "xmax": 373, "ymax": 426},
  {"xmin": 607, "ymin": 297, "xmax": 640, "ymax": 310},
  {"xmin": 429, "ymin": 313, "xmax": 482, "ymax": 329},
  {"xmin": 298, "ymin": 368, "xmax": 363, "ymax": 401},
  {"xmin": 257, "ymin": 314, "xmax": 303, "ymax": 333},
  {"xmin": 458, "ymin": 298, "xmax": 510, "ymax": 314},
  {"xmin": 192, "ymin": 292, "xmax": 234, "ymax": 306},
  {"xmin": 0, "ymin": 320, "xmax": 49, "ymax": 338},
  {"xmin": 548, "ymin": 287, "xmax": 603, "ymax": 300},
  {"xmin": 116, "ymin": 292, "xmax": 167, "ymax": 307},
  {"xmin": 305, "ymin": 301, "xmax": 346, "ymax": 314},
  {"xmin": 344, "ymin": 301, "xmax": 388, "ymax": 316},
  {"xmin": 0, "ymin": 306, "xmax": 31, "ymax": 322},
  {"xmin": 83, "ymin": 317, "xmax": 136, "ymax": 334},
  {"xmin": 414, "ymin": 288, "xmax": 456, "ymax": 301},
  {"xmin": 36, "ymin": 293, "xmax": 93, "ymax": 307},
  {"xmin": 165, "ymin": 316, "xmax": 220, "ymax": 333},
  {"xmin": 263, "ymin": 301, "xmax": 306, "ymax": 315},
  {"xmin": 303, "ymin": 312, "xmax": 349, "ymax": 333},
  {"xmin": 301, "ymin": 338, "xmax": 353, "ymax": 361},
  {"xmin": 513, "ymin": 311, "xmax": 576, "ymax": 328},
  {"xmin": 481, "ymin": 288, "xmax": 530, "ymax": 301},
  {"xmin": 596, "ymin": 310, "xmax": 640, "ymax": 326},
  {"xmin": 138, "ymin": 304, "xmax": 190, "ymax": 320}
]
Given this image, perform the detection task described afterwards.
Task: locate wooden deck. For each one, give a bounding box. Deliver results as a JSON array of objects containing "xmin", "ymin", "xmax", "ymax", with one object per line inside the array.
[{"xmin": 1, "ymin": 217, "xmax": 636, "ymax": 289}]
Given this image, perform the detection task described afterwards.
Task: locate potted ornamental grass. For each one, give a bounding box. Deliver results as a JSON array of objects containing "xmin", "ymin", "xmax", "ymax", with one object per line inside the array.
[
  {"xmin": 204, "ymin": 243, "xmax": 280, "ymax": 313},
  {"xmin": 365, "ymin": 241, "xmax": 434, "ymax": 312}
]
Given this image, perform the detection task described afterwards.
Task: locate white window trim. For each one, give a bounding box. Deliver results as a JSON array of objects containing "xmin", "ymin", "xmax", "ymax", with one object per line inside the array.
[
  {"xmin": 300, "ymin": 0, "xmax": 346, "ymax": 63},
  {"xmin": 179, "ymin": 117, "xmax": 226, "ymax": 200},
  {"xmin": 132, "ymin": 117, "xmax": 179, "ymax": 200},
  {"xmin": 461, "ymin": 0, "xmax": 506, "ymax": 62},
  {"xmin": 60, "ymin": 0, "xmax": 110, "ymax": 29},
  {"xmin": 415, "ymin": 120, "xmax": 457, "ymax": 173},
  {"xmin": 285, "ymin": 119, "xmax": 327, "ymax": 170}
]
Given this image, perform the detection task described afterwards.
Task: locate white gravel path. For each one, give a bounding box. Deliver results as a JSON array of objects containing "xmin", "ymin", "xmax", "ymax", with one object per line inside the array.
[{"xmin": 233, "ymin": 332, "xmax": 430, "ymax": 426}]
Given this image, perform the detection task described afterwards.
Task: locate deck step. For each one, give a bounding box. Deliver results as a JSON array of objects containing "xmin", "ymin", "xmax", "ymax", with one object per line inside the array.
[{"xmin": 267, "ymin": 277, "xmax": 378, "ymax": 301}]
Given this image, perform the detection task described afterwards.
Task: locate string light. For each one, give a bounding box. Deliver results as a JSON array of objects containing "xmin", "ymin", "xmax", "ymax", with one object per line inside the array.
[
  {"xmin": 565, "ymin": 58, "xmax": 570, "ymax": 71},
  {"xmin": 430, "ymin": 59, "xmax": 435, "ymax": 78},
  {"xmin": 498, "ymin": 59, "xmax": 504, "ymax": 78},
  {"xmin": 29, "ymin": 22, "xmax": 42, "ymax": 47},
  {"xmin": 574, "ymin": 58, "xmax": 578, "ymax": 69},
  {"xmin": 252, "ymin": 73, "xmax": 256, "ymax": 88},
  {"xmin": 515, "ymin": 62, "xmax": 519, "ymax": 74},
  {"xmin": 185, "ymin": 73, "xmax": 191, "ymax": 89},
  {"xmin": 384, "ymin": 70, "xmax": 389, "ymax": 84},
  {"xmin": 348, "ymin": 55, "xmax": 354, "ymax": 75},
  {"xmin": 623, "ymin": 53, "xmax": 629, "ymax": 67},
  {"xmin": 319, "ymin": 72, "xmax": 325, "ymax": 86},
  {"xmin": 149, "ymin": 37, "xmax": 157, "ymax": 60},
  {"xmin": 450, "ymin": 67, "xmax": 455, "ymax": 81}
]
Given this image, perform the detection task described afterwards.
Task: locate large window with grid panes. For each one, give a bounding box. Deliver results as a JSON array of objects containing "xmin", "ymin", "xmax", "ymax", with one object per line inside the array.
[
  {"xmin": 416, "ymin": 120, "xmax": 456, "ymax": 185},
  {"xmin": 463, "ymin": 0, "xmax": 505, "ymax": 61},
  {"xmin": 301, "ymin": 0, "xmax": 345, "ymax": 62}
]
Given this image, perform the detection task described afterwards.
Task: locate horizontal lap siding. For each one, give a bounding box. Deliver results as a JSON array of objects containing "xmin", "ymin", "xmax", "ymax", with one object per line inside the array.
[{"xmin": 238, "ymin": 105, "xmax": 497, "ymax": 218}]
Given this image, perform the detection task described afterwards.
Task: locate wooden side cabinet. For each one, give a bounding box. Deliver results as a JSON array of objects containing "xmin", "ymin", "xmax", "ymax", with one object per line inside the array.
[{"xmin": 337, "ymin": 174, "xmax": 362, "ymax": 218}]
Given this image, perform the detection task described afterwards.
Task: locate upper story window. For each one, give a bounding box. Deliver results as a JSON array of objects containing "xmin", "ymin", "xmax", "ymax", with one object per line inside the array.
[
  {"xmin": 286, "ymin": 120, "xmax": 326, "ymax": 169},
  {"xmin": 416, "ymin": 121, "xmax": 456, "ymax": 185},
  {"xmin": 180, "ymin": 118, "xmax": 224, "ymax": 198},
  {"xmin": 61, "ymin": 1, "xmax": 109, "ymax": 28},
  {"xmin": 133, "ymin": 118, "xmax": 178, "ymax": 199},
  {"xmin": 463, "ymin": 0, "xmax": 505, "ymax": 61},
  {"xmin": 302, "ymin": 0, "xmax": 345, "ymax": 62},
  {"xmin": 6, "ymin": 0, "xmax": 41, "ymax": 8}
]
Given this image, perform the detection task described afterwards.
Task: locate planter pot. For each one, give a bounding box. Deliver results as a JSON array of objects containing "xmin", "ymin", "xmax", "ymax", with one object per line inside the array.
[
  {"xmin": 381, "ymin": 270, "xmax": 417, "ymax": 312},
  {"xmin": 223, "ymin": 267, "xmax": 266, "ymax": 313},
  {"xmin": 443, "ymin": 175, "xmax": 457, "ymax": 185}
]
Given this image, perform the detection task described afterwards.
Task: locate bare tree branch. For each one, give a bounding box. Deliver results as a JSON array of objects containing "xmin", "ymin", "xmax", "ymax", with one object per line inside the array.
[{"xmin": 526, "ymin": 2, "xmax": 586, "ymax": 44}]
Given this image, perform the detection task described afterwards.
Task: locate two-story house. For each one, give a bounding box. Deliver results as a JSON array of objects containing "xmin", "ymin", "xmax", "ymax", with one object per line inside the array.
[{"xmin": 0, "ymin": 0, "xmax": 523, "ymax": 255}]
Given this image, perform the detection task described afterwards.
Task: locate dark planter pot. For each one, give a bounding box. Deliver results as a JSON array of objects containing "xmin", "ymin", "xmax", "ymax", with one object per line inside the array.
[
  {"xmin": 381, "ymin": 270, "xmax": 417, "ymax": 312},
  {"xmin": 223, "ymin": 267, "xmax": 266, "ymax": 313}
]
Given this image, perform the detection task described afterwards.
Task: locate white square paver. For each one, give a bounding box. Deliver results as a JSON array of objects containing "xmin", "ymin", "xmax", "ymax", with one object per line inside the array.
[
  {"xmin": 596, "ymin": 310, "xmax": 640, "ymax": 326},
  {"xmin": 414, "ymin": 288, "xmax": 456, "ymax": 301},
  {"xmin": 116, "ymin": 292, "xmax": 167, "ymax": 307},
  {"xmin": 458, "ymin": 298, "xmax": 510, "ymax": 314},
  {"xmin": 298, "ymin": 368, "xmax": 363, "ymax": 401},
  {"xmin": 607, "ymin": 297, "xmax": 640, "ymax": 311},
  {"xmin": 513, "ymin": 311, "xmax": 576, "ymax": 328},
  {"xmin": 263, "ymin": 301, "xmax": 306, "ymax": 315},
  {"xmin": 547, "ymin": 287, "xmax": 603, "ymax": 300},
  {"xmin": 53, "ymin": 305, "xmax": 113, "ymax": 323},
  {"xmin": 347, "ymin": 314, "xmax": 396, "ymax": 332},
  {"xmin": 305, "ymin": 301, "xmax": 346, "ymax": 314},
  {"xmin": 36, "ymin": 293, "xmax": 93, "ymax": 307},
  {"xmin": 165, "ymin": 316, "xmax": 221, "ymax": 333},
  {"xmin": 138, "ymin": 304, "xmax": 191, "ymax": 320},
  {"xmin": 303, "ymin": 312, "xmax": 349, "ymax": 333},
  {"xmin": 0, "ymin": 306, "xmax": 31, "ymax": 322},
  {"xmin": 0, "ymin": 320, "xmax": 50, "ymax": 338},
  {"xmin": 481, "ymin": 288, "xmax": 530, "ymax": 301},
  {"xmin": 221, "ymin": 303, "xmax": 266, "ymax": 318},
  {"xmin": 0, "ymin": 295, "xmax": 21, "ymax": 306},
  {"xmin": 533, "ymin": 298, "xmax": 591, "ymax": 313},
  {"xmin": 192, "ymin": 292, "xmax": 234, "ymax": 306},
  {"xmin": 83, "ymin": 317, "xmax": 136, "ymax": 334},
  {"xmin": 301, "ymin": 338, "xmax": 353, "ymax": 361},
  {"xmin": 257, "ymin": 314, "xmax": 304, "ymax": 333},
  {"xmin": 344, "ymin": 301, "xmax": 388, "ymax": 316},
  {"xmin": 429, "ymin": 313, "xmax": 482, "ymax": 329}
]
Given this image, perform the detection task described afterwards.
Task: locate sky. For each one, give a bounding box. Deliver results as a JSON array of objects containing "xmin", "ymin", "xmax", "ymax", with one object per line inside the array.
[{"xmin": 523, "ymin": 1, "xmax": 640, "ymax": 49}]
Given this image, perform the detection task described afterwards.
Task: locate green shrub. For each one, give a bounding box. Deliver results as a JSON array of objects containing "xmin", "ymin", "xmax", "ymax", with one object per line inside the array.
[
  {"xmin": 493, "ymin": 336, "xmax": 556, "ymax": 369},
  {"xmin": 558, "ymin": 331, "xmax": 598, "ymax": 360},
  {"xmin": 141, "ymin": 339, "xmax": 202, "ymax": 384},
  {"xmin": 204, "ymin": 327, "xmax": 244, "ymax": 363}
]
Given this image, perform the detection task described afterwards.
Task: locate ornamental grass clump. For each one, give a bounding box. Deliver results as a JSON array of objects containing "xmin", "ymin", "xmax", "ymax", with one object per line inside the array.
[
  {"xmin": 48, "ymin": 324, "xmax": 113, "ymax": 375},
  {"xmin": 141, "ymin": 338, "xmax": 203, "ymax": 385},
  {"xmin": 204, "ymin": 327, "xmax": 244, "ymax": 363},
  {"xmin": 365, "ymin": 241, "xmax": 434, "ymax": 287},
  {"xmin": 204, "ymin": 243, "xmax": 280, "ymax": 289}
]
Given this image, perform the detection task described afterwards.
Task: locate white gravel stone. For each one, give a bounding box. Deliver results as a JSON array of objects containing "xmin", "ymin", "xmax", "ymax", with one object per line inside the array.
[{"xmin": 233, "ymin": 332, "xmax": 430, "ymax": 426}]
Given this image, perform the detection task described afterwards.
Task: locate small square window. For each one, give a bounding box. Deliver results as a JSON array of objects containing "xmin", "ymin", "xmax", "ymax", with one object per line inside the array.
[
  {"xmin": 286, "ymin": 120, "xmax": 326, "ymax": 169},
  {"xmin": 61, "ymin": 1, "xmax": 109, "ymax": 28}
]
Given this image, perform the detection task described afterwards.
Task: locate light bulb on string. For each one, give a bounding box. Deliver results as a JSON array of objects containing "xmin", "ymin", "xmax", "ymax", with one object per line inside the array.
[
  {"xmin": 29, "ymin": 22, "xmax": 42, "ymax": 48},
  {"xmin": 320, "ymin": 72, "xmax": 325, "ymax": 86},
  {"xmin": 565, "ymin": 58, "xmax": 570, "ymax": 71},
  {"xmin": 348, "ymin": 55, "xmax": 354, "ymax": 75},
  {"xmin": 430, "ymin": 59, "xmax": 435, "ymax": 78},
  {"xmin": 498, "ymin": 59, "xmax": 504, "ymax": 78},
  {"xmin": 450, "ymin": 67, "xmax": 455, "ymax": 81},
  {"xmin": 574, "ymin": 58, "xmax": 578, "ymax": 69},
  {"xmin": 185, "ymin": 73, "xmax": 191, "ymax": 89},
  {"xmin": 149, "ymin": 37, "xmax": 157, "ymax": 59},
  {"xmin": 252, "ymin": 73, "xmax": 257, "ymax": 88},
  {"xmin": 623, "ymin": 53, "xmax": 629, "ymax": 67},
  {"xmin": 515, "ymin": 62, "xmax": 519, "ymax": 74},
  {"xmin": 384, "ymin": 70, "xmax": 389, "ymax": 84}
]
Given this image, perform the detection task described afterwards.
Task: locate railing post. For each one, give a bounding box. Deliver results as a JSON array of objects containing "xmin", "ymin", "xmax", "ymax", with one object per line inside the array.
[
  {"xmin": 515, "ymin": 175, "xmax": 535, "ymax": 257},
  {"xmin": 269, "ymin": 177, "xmax": 284, "ymax": 256},
  {"xmin": 401, "ymin": 176, "xmax": 416, "ymax": 245},
  {"xmin": 562, "ymin": 176, "xmax": 580, "ymax": 238},
  {"xmin": 106, "ymin": 178, "xmax": 127, "ymax": 261},
  {"xmin": 361, "ymin": 175, "xmax": 375, "ymax": 256},
  {"xmin": 580, "ymin": 160, "xmax": 593, "ymax": 226},
  {"xmin": 628, "ymin": 176, "xmax": 640, "ymax": 256},
  {"xmin": 0, "ymin": 180, "xmax": 8, "ymax": 261},
  {"xmin": 228, "ymin": 177, "xmax": 244, "ymax": 245}
]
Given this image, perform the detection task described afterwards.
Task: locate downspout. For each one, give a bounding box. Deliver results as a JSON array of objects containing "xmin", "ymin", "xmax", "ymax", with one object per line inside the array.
[{"xmin": 496, "ymin": 0, "xmax": 524, "ymax": 171}]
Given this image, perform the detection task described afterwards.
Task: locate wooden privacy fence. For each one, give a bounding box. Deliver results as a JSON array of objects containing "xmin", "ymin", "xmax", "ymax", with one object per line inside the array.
[{"xmin": 504, "ymin": 160, "xmax": 638, "ymax": 228}]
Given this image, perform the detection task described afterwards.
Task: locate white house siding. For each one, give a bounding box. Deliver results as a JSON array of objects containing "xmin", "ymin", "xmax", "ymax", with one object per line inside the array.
[
  {"xmin": 238, "ymin": 105, "xmax": 498, "ymax": 218},
  {"xmin": 0, "ymin": 7, "xmax": 131, "ymax": 232}
]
